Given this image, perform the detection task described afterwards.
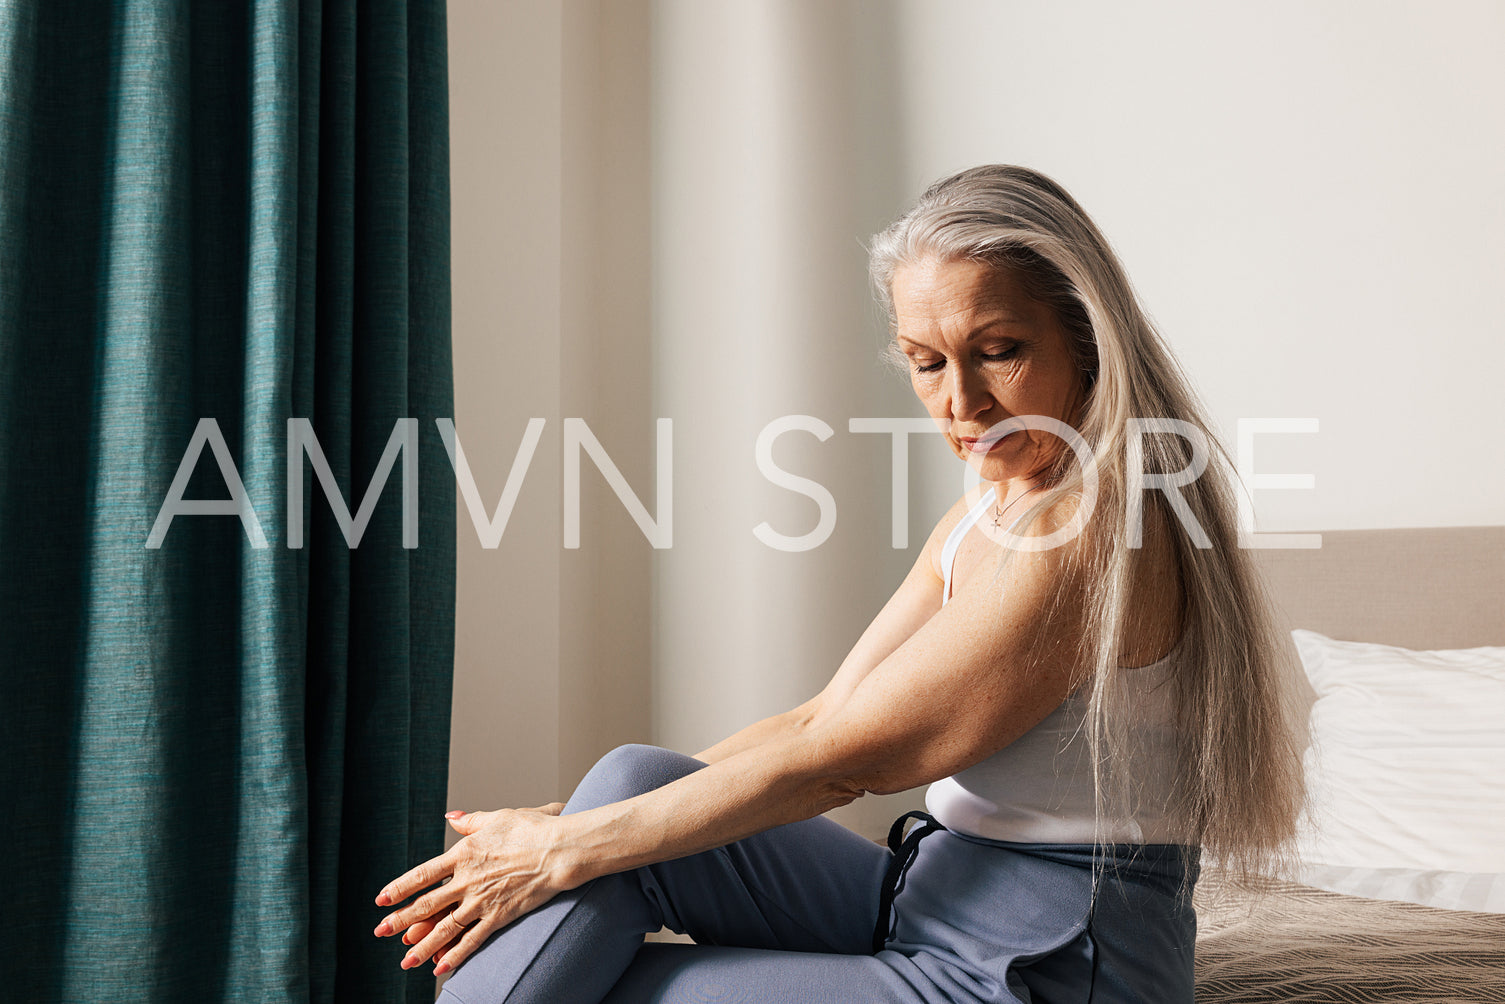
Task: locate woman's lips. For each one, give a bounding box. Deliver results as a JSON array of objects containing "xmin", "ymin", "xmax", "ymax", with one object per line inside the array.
[{"xmin": 960, "ymin": 435, "xmax": 1006, "ymax": 454}]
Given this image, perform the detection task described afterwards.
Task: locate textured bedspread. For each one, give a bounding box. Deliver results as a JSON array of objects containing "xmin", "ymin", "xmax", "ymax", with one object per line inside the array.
[{"xmin": 1193, "ymin": 872, "xmax": 1505, "ymax": 1002}]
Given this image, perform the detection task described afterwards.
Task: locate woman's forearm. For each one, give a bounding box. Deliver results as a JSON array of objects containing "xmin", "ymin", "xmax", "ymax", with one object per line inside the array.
[
  {"xmin": 554, "ymin": 727, "xmax": 858, "ymax": 887},
  {"xmin": 692, "ymin": 699, "xmax": 817, "ymax": 764}
]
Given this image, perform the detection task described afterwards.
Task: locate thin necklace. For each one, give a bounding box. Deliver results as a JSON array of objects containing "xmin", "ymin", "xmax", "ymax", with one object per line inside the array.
[{"xmin": 991, "ymin": 484, "xmax": 1042, "ymax": 529}]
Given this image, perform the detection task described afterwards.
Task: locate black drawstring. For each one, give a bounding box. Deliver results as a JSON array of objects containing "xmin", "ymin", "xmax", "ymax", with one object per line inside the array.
[{"xmin": 871, "ymin": 810, "xmax": 944, "ymax": 953}]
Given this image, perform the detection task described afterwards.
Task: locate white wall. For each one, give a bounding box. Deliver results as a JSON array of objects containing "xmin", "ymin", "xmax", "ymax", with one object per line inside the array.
[
  {"xmin": 447, "ymin": 0, "xmax": 1505, "ymax": 838},
  {"xmin": 888, "ymin": 0, "xmax": 1505, "ymax": 532},
  {"xmin": 650, "ymin": 0, "xmax": 925, "ymax": 838}
]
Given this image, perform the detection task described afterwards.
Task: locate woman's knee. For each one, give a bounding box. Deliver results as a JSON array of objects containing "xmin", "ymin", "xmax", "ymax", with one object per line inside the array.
[{"xmin": 564, "ymin": 744, "xmax": 707, "ymax": 813}]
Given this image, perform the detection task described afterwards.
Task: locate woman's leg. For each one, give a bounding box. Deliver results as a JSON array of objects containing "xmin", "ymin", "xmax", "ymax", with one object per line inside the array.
[
  {"xmin": 599, "ymin": 942, "xmax": 945, "ymax": 1003},
  {"xmin": 436, "ymin": 744, "xmax": 893, "ymax": 1004}
]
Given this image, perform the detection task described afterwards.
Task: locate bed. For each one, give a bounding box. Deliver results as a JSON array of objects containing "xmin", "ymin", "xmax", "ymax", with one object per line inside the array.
[{"xmin": 1192, "ymin": 525, "xmax": 1505, "ymax": 1001}]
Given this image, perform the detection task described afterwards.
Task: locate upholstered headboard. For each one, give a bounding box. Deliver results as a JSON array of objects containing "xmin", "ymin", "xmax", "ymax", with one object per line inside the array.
[{"xmin": 1251, "ymin": 525, "xmax": 1505, "ymax": 743}]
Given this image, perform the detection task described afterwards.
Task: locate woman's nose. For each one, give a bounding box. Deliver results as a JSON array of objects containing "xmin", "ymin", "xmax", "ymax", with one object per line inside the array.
[{"xmin": 947, "ymin": 362, "xmax": 992, "ymax": 422}]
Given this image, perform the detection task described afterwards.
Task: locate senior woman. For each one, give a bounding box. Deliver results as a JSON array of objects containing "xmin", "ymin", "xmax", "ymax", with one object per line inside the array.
[{"xmin": 374, "ymin": 165, "xmax": 1304, "ymax": 1002}]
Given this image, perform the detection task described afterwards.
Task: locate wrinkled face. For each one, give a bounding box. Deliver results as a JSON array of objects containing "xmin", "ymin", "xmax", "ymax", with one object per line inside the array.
[{"xmin": 891, "ymin": 256, "xmax": 1087, "ymax": 485}]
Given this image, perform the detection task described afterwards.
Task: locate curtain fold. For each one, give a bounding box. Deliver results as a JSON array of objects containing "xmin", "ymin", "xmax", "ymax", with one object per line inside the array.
[{"xmin": 0, "ymin": 1, "xmax": 455, "ymax": 1001}]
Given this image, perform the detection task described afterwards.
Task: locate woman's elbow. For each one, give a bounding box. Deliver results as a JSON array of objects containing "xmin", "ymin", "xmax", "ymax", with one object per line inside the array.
[
  {"xmin": 807, "ymin": 775, "xmax": 869, "ymax": 815},
  {"xmin": 794, "ymin": 722, "xmax": 932, "ymax": 806}
]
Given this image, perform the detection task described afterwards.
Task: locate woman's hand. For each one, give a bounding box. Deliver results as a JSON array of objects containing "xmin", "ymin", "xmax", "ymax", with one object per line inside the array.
[{"xmin": 374, "ymin": 801, "xmax": 569, "ymax": 975}]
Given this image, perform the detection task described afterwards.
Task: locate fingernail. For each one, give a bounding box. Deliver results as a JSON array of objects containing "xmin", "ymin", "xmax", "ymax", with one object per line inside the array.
[
  {"xmin": 434, "ymin": 961, "xmax": 451, "ymax": 976},
  {"xmin": 445, "ymin": 810, "xmax": 464, "ymax": 819},
  {"xmin": 376, "ymin": 891, "xmax": 392, "ymax": 906},
  {"xmin": 402, "ymin": 954, "xmax": 417, "ymax": 970}
]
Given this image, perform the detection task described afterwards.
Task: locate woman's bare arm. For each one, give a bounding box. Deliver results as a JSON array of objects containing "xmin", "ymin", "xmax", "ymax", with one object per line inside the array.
[
  {"xmin": 691, "ymin": 495, "xmax": 960, "ymax": 764},
  {"xmin": 547, "ymin": 520, "xmax": 1088, "ymax": 885},
  {"xmin": 692, "ymin": 704, "xmax": 813, "ymax": 764},
  {"xmin": 377, "ymin": 497, "xmax": 1085, "ymax": 973}
]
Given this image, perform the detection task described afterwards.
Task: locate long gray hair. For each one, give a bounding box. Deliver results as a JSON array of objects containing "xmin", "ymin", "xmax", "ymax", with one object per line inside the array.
[{"xmin": 869, "ymin": 165, "xmax": 1304, "ymax": 884}]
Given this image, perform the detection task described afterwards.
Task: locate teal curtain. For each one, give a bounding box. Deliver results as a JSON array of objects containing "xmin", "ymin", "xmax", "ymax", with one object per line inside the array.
[{"xmin": 0, "ymin": 1, "xmax": 455, "ymax": 1002}]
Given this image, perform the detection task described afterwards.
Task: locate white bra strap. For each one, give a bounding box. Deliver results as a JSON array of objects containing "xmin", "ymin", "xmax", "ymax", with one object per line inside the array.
[{"xmin": 941, "ymin": 487, "xmax": 997, "ymax": 605}]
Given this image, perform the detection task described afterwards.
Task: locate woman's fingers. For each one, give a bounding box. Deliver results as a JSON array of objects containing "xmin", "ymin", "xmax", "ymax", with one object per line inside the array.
[
  {"xmin": 377, "ymin": 880, "xmax": 462, "ymax": 939},
  {"xmin": 522, "ymin": 802, "xmax": 565, "ymax": 816},
  {"xmin": 431, "ymin": 914, "xmax": 504, "ymax": 976},
  {"xmin": 401, "ymin": 911, "xmax": 462, "ymax": 962},
  {"xmin": 446, "ymin": 809, "xmax": 503, "ymax": 836},
  {"xmin": 401, "ymin": 917, "xmax": 436, "ymax": 946},
  {"xmin": 404, "ymin": 907, "xmax": 473, "ymax": 970},
  {"xmin": 376, "ymin": 845, "xmax": 458, "ymax": 908},
  {"xmin": 377, "ymin": 806, "xmax": 570, "ymax": 973}
]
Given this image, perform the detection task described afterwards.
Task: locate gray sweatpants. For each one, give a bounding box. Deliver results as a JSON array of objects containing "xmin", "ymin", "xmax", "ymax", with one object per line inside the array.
[{"xmin": 437, "ymin": 744, "xmax": 1198, "ymax": 1003}]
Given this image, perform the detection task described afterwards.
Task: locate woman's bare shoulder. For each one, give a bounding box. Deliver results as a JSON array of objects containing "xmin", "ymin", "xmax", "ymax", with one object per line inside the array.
[
  {"xmin": 923, "ymin": 487, "xmax": 1097, "ymax": 583},
  {"xmin": 919, "ymin": 490, "xmax": 994, "ymax": 579}
]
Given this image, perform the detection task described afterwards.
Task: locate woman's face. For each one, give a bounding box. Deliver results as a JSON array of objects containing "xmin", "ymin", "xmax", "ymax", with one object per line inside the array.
[{"xmin": 891, "ymin": 256, "xmax": 1087, "ymax": 486}]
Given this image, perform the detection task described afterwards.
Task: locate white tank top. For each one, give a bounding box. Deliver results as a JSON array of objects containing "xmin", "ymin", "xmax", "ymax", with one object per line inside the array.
[{"xmin": 924, "ymin": 487, "xmax": 1184, "ymax": 844}]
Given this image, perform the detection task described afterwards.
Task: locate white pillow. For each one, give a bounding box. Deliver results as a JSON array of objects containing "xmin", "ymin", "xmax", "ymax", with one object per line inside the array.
[
  {"xmin": 1295, "ymin": 862, "xmax": 1505, "ymax": 914},
  {"xmin": 1291, "ymin": 629, "xmax": 1505, "ymax": 909}
]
